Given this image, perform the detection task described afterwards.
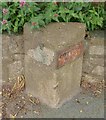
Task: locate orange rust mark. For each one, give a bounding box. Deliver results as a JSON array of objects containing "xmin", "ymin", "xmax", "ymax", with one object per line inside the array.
[{"xmin": 57, "ymin": 42, "xmax": 84, "ymax": 68}]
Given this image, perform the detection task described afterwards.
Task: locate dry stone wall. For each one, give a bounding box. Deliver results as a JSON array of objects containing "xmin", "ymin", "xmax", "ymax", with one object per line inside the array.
[{"xmin": 81, "ymin": 31, "xmax": 104, "ymax": 95}]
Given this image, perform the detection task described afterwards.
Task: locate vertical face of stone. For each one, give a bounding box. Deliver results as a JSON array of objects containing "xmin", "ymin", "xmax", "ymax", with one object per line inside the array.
[
  {"xmin": 25, "ymin": 55, "xmax": 60, "ymax": 108},
  {"xmin": 56, "ymin": 56, "xmax": 83, "ymax": 104},
  {"xmin": 8, "ymin": 61, "xmax": 24, "ymax": 80}
]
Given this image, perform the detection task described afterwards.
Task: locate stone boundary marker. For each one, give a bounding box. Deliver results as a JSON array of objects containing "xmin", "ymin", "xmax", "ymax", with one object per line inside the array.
[{"xmin": 24, "ymin": 22, "xmax": 86, "ymax": 108}]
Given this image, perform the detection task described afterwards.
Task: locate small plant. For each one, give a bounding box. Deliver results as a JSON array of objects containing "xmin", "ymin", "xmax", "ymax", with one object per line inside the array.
[
  {"xmin": 1, "ymin": 1, "xmax": 40, "ymax": 33},
  {"xmin": 1, "ymin": 2, "xmax": 105, "ymax": 34}
]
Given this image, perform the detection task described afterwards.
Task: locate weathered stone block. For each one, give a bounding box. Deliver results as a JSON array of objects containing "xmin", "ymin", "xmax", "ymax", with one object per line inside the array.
[
  {"xmin": 89, "ymin": 46, "xmax": 104, "ymax": 55},
  {"xmin": 2, "ymin": 35, "xmax": 11, "ymax": 60},
  {"xmin": 82, "ymin": 59, "xmax": 94, "ymax": 74},
  {"xmin": 8, "ymin": 61, "xmax": 24, "ymax": 80},
  {"xmin": 24, "ymin": 22, "xmax": 85, "ymax": 108},
  {"xmin": 92, "ymin": 66, "xmax": 104, "ymax": 76},
  {"xmin": 2, "ymin": 34, "xmax": 24, "ymax": 82},
  {"xmin": 82, "ymin": 74, "xmax": 104, "ymax": 84},
  {"xmin": 2, "ymin": 60, "xmax": 9, "ymax": 82},
  {"xmin": 8, "ymin": 35, "xmax": 24, "ymax": 54},
  {"xmin": 90, "ymin": 57, "xmax": 104, "ymax": 67}
]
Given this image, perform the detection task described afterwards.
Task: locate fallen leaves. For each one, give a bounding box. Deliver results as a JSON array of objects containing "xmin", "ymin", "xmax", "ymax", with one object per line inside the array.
[
  {"xmin": 2, "ymin": 84, "xmax": 11, "ymax": 98},
  {"xmin": 33, "ymin": 110, "xmax": 40, "ymax": 115},
  {"xmin": 9, "ymin": 75, "xmax": 25, "ymax": 97},
  {"xmin": 10, "ymin": 114, "xmax": 16, "ymax": 119},
  {"xmin": 13, "ymin": 103, "xmax": 26, "ymax": 117},
  {"xmin": 2, "ymin": 75, "xmax": 25, "ymax": 99},
  {"xmin": 2, "ymin": 75, "xmax": 41, "ymax": 118},
  {"xmin": 29, "ymin": 97, "xmax": 40, "ymax": 106},
  {"xmin": 75, "ymin": 99, "xmax": 80, "ymax": 103},
  {"xmin": 86, "ymin": 101, "xmax": 89, "ymax": 105},
  {"xmin": 81, "ymin": 79, "xmax": 104, "ymax": 97},
  {"xmin": 79, "ymin": 110, "xmax": 83, "ymax": 113}
]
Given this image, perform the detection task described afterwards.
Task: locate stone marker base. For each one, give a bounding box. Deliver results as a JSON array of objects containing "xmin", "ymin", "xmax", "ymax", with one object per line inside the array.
[
  {"xmin": 25, "ymin": 55, "xmax": 83, "ymax": 108},
  {"xmin": 24, "ymin": 22, "xmax": 85, "ymax": 108}
]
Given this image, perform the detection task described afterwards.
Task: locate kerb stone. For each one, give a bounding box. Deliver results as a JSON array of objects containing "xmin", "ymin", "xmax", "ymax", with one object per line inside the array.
[{"xmin": 24, "ymin": 22, "xmax": 86, "ymax": 108}]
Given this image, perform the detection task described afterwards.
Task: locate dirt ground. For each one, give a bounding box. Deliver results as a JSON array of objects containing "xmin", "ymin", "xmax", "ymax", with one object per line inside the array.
[{"xmin": 0, "ymin": 30, "xmax": 105, "ymax": 118}]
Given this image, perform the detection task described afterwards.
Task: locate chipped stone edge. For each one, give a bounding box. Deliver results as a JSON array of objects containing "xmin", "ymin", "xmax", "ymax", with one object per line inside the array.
[{"xmin": 27, "ymin": 46, "xmax": 55, "ymax": 66}]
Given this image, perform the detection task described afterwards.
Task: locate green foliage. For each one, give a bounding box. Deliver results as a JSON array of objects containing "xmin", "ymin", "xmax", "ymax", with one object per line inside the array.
[
  {"xmin": 1, "ymin": 2, "xmax": 105, "ymax": 34},
  {"xmin": 1, "ymin": 2, "xmax": 40, "ymax": 33}
]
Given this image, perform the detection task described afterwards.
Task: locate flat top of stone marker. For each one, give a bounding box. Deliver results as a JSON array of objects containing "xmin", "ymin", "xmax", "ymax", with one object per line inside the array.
[
  {"xmin": 40, "ymin": 22, "xmax": 85, "ymax": 50},
  {"xmin": 25, "ymin": 22, "xmax": 85, "ymax": 51}
]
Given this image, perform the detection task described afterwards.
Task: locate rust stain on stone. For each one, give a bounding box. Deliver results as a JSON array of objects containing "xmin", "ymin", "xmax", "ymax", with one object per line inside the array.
[{"xmin": 57, "ymin": 41, "xmax": 84, "ymax": 68}]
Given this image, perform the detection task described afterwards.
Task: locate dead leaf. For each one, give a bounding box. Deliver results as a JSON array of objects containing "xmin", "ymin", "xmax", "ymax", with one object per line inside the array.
[
  {"xmin": 9, "ymin": 75, "xmax": 25, "ymax": 97},
  {"xmin": 79, "ymin": 110, "xmax": 83, "ymax": 113},
  {"xmin": 34, "ymin": 110, "xmax": 40, "ymax": 115},
  {"xmin": 29, "ymin": 97, "xmax": 40, "ymax": 105}
]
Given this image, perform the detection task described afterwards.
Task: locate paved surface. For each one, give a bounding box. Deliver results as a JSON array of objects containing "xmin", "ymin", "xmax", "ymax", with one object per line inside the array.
[
  {"xmin": 2, "ymin": 89, "xmax": 104, "ymax": 118},
  {"xmin": 30, "ymin": 90, "xmax": 104, "ymax": 118}
]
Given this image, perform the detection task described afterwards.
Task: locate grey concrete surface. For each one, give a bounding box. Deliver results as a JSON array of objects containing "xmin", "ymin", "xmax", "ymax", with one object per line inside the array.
[{"xmin": 15, "ymin": 90, "xmax": 104, "ymax": 118}]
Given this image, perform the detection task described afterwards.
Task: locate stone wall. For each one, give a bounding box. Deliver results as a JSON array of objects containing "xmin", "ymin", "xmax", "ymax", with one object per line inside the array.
[
  {"xmin": 81, "ymin": 30, "xmax": 104, "ymax": 96},
  {"xmin": 2, "ymin": 34, "xmax": 24, "ymax": 83}
]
